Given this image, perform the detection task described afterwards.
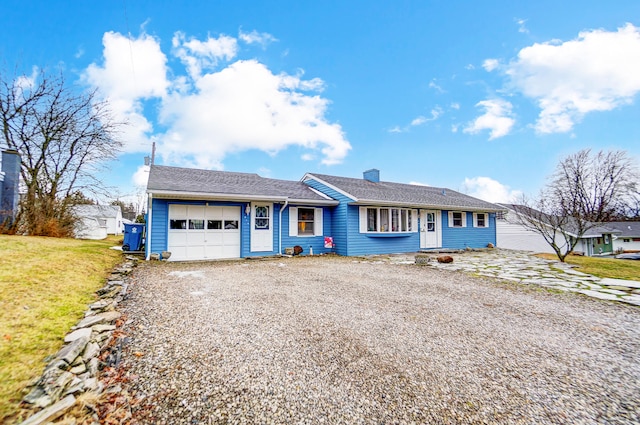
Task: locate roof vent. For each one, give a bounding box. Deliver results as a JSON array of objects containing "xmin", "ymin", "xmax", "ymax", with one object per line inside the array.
[
  {"xmin": 363, "ymin": 169, "xmax": 380, "ymax": 183},
  {"xmin": 442, "ymin": 189, "xmax": 446, "ymax": 196}
]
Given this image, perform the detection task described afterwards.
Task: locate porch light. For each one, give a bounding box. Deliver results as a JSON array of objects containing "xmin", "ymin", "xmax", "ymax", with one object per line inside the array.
[{"xmin": 245, "ymin": 204, "xmax": 251, "ymax": 216}]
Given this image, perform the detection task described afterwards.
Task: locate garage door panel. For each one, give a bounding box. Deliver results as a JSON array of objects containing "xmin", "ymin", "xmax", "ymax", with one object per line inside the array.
[
  {"xmin": 187, "ymin": 232, "xmax": 206, "ymax": 245},
  {"xmin": 169, "ymin": 205, "xmax": 240, "ymax": 261}
]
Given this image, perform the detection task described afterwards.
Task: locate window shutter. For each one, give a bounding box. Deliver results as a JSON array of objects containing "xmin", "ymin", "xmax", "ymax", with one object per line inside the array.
[
  {"xmin": 461, "ymin": 212, "xmax": 467, "ymax": 228},
  {"xmin": 314, "ymin": 208, "xmax": 323, "ymax": 236},
  {"xmin": 359, "ymin": 207, "xmax": 367, "ymax": 233},
  {"xmin": 448, "ymin": 211, "xmax": 453, "ymax": 227},
  {"xmin": 289, "ymin": 207, "xmax": 298, "ymax": 237},
  {"xmin": 411, "ymin": 210, "xmax": 418, "ymax": 233},
  {"xmin": 473, "ymin": 213, "xmax": 478, "ymax": 228}
]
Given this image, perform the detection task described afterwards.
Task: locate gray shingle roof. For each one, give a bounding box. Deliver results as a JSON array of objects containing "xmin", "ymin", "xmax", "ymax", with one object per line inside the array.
[
  {"xmin": 601, "ymin": 221, "xmax": 640, "ymax": 237},
  {"xmin": 72, "ymin": 204, "xmax": 121, "ymax": 218},
  {"xmin": 307, "ymin": 173, "xmax": 505, "ymax": 211},
  {"xmin": 147, "ymin": 165, "xmax": 334, "ymax": 203},
  {"xmin": 498, "ymin": 204, "xmax": 622, "ymax": 237}
]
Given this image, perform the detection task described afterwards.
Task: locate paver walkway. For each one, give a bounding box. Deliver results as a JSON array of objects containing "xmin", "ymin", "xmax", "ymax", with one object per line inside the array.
[{"xmin": 413, "ymin": 250, "xmax": 640, "ymax": 306}]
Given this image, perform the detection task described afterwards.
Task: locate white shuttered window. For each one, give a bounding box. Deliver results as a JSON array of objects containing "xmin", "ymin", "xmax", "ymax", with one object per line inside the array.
[{"xmin": 289, "ymin": 207, "xmax": 323, "ymax": 237}]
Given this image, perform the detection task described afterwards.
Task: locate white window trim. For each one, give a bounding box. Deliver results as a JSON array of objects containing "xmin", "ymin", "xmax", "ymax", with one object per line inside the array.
[
  {"xmin": 473, "ymin": 212, "xmax": 489, "ymax": 228},
  {"xmin": 448, "ymin": 211, "xmax": 467, "ymax": 228},
  {"xmin": 359, "ymin": 207, "xmax": 417, "ymax": 233},
  {"xmin": 289, "ymin": 207, "xmax": 323, "ymax": 237}
]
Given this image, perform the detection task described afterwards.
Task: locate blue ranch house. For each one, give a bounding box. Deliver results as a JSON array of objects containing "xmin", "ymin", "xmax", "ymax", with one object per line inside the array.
[{"xmin": 146, "ymin": 166, "xmax": 504, "ymax": 261}]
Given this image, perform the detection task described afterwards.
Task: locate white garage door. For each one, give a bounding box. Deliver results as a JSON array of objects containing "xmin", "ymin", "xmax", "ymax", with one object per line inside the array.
[{"xmin": 168, "ymin": 205, "xmax": 240, "ymax": 261}]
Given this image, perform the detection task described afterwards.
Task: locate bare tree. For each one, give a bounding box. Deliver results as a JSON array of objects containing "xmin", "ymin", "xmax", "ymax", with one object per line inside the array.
[
  {"xmin": 0, "ymin": 70, "xmax": 122, "ymax": 236},
  {"xmin": 514, "ymin": 149, "xmax": 638, "ymax": 262}
]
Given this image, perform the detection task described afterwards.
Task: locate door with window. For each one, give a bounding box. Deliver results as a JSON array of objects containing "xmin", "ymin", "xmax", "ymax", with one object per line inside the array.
[
  {"xmin": 250, "ymin": 203, "xmax": 273, "ymax": 252},
  {"xmin": 420, "ymin": 210, "xmax": 440, "ymax": 249}
]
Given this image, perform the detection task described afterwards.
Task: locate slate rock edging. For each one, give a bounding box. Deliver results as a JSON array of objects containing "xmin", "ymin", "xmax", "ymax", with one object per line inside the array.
[{"xmin": 18, "ymin": 257, "xmax": 138, "ymax": 425}]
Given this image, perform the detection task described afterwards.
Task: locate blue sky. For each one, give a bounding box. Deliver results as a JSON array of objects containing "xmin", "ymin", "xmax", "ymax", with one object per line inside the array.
[{"xmin": 2, "ymin": 1, "xmax": 640, "ymax": 208}]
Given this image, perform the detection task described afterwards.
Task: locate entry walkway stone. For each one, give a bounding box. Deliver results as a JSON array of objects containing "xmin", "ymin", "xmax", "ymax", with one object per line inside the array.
[{"xmin": 415, "ymin": 250, "xmax": 640, "ymax": 306}]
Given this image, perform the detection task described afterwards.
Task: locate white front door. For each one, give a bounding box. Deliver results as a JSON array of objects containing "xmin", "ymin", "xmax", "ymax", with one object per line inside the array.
[
  {"xmin": 250, "ymin": 202, "xmax": 273, "ymax": 252},
  {"xmin": 420, "ymin": 210, "xmax": 440, "ymax": 249}
]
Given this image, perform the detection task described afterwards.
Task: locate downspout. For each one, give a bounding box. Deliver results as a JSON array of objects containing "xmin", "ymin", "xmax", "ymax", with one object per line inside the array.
[
  {"xmin": 145, "ymin": 192, "xmax": 152, "ymax": 260},
  {"xmin": 279, "ymin": 199, "xmax": 289, "ymax": 256}
]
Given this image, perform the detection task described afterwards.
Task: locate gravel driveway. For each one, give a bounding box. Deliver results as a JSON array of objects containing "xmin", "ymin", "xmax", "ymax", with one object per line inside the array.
[{"xmin": 118, "ymin": 256, "xmax": 640, "ymax": 424}]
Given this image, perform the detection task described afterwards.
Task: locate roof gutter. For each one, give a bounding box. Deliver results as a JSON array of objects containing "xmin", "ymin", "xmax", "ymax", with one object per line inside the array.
[
  {"xmin": 147, "ymin": 190, "xmax": 289, "ymax": 202},
  {"xmin": 350, "ymin": 199, "xmax": 506, "ymax": 212},
  {"xmin": 147, "ymin": 190, "xmax": 338, "ymax": 205}
]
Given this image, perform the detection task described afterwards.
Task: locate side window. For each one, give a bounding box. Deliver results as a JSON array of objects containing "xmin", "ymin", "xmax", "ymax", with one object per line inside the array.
[
  {"xmin": 298, "ymin": 208, "xmax": 315, "ymax": 235},
  {"xmin": 452, "ymin": 212, "xmax": 463, "ymax": 227}
]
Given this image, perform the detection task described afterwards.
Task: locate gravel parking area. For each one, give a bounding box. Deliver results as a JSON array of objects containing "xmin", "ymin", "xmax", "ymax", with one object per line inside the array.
[{"xmin": 118, "ymin": 256, "xmax": 640, "ymax": 424}]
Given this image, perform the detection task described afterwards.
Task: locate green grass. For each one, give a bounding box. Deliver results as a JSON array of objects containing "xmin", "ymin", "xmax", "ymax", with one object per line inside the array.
[
  {"xmin": 0, "ymin": 235, "xmax": 122, "ymax": 423},
  {"xmin": 537, "ymin": 253, "xmax": 640, "ymax": 281}
]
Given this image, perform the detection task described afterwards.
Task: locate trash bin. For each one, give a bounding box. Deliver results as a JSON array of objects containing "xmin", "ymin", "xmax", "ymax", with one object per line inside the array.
[{"xmin": 123, "ymin": 223, "xmax": 145, "ymax": 251}]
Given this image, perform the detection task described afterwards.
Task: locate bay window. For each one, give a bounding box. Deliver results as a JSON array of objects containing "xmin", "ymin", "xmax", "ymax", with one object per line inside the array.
[{"xmin": 360, "ymin": 207, "xmax": 416, "ymax": 233}]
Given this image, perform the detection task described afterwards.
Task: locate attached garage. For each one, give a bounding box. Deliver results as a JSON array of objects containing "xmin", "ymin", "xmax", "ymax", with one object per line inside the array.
[{"xmin": 168, "ymin": 204, "xmax": 240, "ymax": 261}]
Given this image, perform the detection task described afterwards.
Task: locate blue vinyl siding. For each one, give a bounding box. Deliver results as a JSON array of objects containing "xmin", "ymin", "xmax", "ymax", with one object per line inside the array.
[
  {"xmin": 281, "ymin": 206, "xmax": 333, "ymax": 255},
  {"xmin": 148, "ymin": 198, "xmax": 169, "ymax": 257},
  {"xmin": 303, "ymin": 179, "xmax": 352, "ymax": 256},
  {"xmin": 346, "ymin": 205, "xmax": 420, "ymax": 256},
  {"xmin": 441, "ymin": 211, "xmax": 497, "ymax": 249}
]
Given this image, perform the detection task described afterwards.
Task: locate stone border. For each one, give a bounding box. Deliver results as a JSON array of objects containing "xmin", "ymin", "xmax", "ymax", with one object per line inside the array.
[{"xmin": 18, "ymin": 257, "xmax": 137, "ymax": 425}]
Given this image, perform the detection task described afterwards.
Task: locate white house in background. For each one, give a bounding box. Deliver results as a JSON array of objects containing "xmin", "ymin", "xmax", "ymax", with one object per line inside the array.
[
  {"xmin": 495, "ymin": 204, "xmax": 620, "ymax": 256},
  {"xmin": 496, "ymin": 204, "xmax": 557, "ymax": 254},
  {"xmin": 72, "ymin": 205, "xmax": 123, "ymax": 239},
  {"xmin": 606, "ymin": 222, "xmax": 640, "ymax": 252}
]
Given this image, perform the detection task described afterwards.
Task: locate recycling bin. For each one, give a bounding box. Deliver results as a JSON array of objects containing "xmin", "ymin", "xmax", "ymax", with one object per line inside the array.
[{"xmin": 123, "ymin": 223, "xmax": 145, "ymax": 251}]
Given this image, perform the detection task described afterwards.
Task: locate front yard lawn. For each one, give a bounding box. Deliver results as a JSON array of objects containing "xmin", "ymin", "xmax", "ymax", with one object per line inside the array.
[
  {"xmin": 537, "ymin": 253, "xmax": 640, "ymax": 281},
  {"xmin": 0, "ymin": 235, "xmax": 122, "ymax": 423}
]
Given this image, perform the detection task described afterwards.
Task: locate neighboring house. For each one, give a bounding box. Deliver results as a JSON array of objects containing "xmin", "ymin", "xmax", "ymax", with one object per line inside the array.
[
  {"xmin": 0, "ymin": 149, "xmax": 21, "ymax": 225},
  {"xmin": 496, "ymin": 204, "xmax": 620, "ymax": 256},
  {"xmin": 72, "ymin": 205, "xmax": 123, "ymax": 239},
  {"xmin": 146, "ymin": 165, "xmax": 504, "ymax": 261},
  {"xmin": 605, "ymin": 222, "xmax": 640, "ymax": 252}
]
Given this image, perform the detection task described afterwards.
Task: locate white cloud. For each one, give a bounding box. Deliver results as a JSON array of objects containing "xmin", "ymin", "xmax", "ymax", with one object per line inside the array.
[
  {"xmin": 505, "ymin": 23, "xmax": 640, "ymax": 134},
  {"xmin": 429, "ymin": 80, "xmax": 445, "ymax": 93},
  {"xmin": 257, "ymin": 167, "xmax": 272, "ymax": 177},
  {"xmin": 464, "ymin": 98, "xmax": 515, "ymax": 139},
  {"xmin": 411, "ymin": 116, "xmax": 427, "ymax": 126},
  {"xmin": 450, "ymin": 102, "xmax": 460, "ymax": 110},
  {"xmin": 239, "ymin": 29, "xmax": 277, "ymax": 47},
  {"xmin": 172, "ymin": 32, "xmax": 238, "ymax": 79},
  {"xmin": 14, "ymin": 66, "xmax": 38, "ymax": 92},
  {"xmin": 132, "ymin": 165, "xmax": 150, "ymax": 187},
  {"xmin": 84, "ymin": 31, "xmax": 351, "ymax": 179},
  {"xmin": 392, "ymin": 107, "xmax": 443, "ymax": 132},
  {"xmin": 301, "ymin": 153, "xmax": 315, "ymax": 161},
  {"xmin": 83, "ymin": 32, "xmax": 169, "ymax": 153},
  {"xmin": 462, "ymin": 176, "xmax": 522, "ymax": 203},
  {"xmin": 515, "ymin": 18, "xmax": 529, "ymax": 34},
  {"xmin": 159, "ymin": 59, "xmax": 349, "ymax": 168},
  {"xmin": 482, "ymin": 58, "xmax": 500, "ymax": 72}
]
